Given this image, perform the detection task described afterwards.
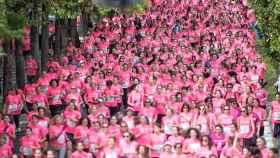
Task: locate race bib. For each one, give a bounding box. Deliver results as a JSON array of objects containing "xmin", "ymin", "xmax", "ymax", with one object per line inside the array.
[
  {"xmin": 107, "ymin": 96, "xmax": 114, "ymax": 102},
  {"xmin": 57, "ymin": 134, "xmax": 65, "ymax": 144},
  {"xmin": 273, "ymin": 112, "xmax": 280, "ymax": 120},
  {"xmin": 21, "ymin": 147, "xmax": 33, "ymax": 156},
  {"xmin": 189, "ymin": 143, "xmax": 200, "ymax": 153},
  {"xmin": 38, "ymin": 121, "xmax": 48, "ymax": 128},
  {"xmin": 90, "ymin": 144, "xmax": 96, "ymax": 153},
  {"xmin": 127, "ymin": 121, "xmax": 135, "ymax": 129},
  {"xmin": 240, "ymin": 124, "xmax": 250, "ymax": 134},
  {"xmin": 66, "ymin": 119, "xmax": 76, "ymax": 127},
  {"xmin": 83, "ymin": 137, "xmax": 89, "ymax": 145},
  {"xmin": 8, "ymin": 104, "xmax": 17, "ymax": 112},
  {"xmin": 52, "ymin": 95, "xmax": 60, "ymax": 101},
  {"xmin": 223, "ymin": 126, "xmax": 231, "ymax": 135},
  {"xmin": 37, "ymin": 102, "xmax": 45, "ymax": 108},
  {"xmin": 180, "ymin": 123, "xmax": 189, "ymax": 131},
  {"xmin": 122, "ymin": 82, "xmax": 129, "ymax": 88},
  {"xmin": 164, "ymin": 125, "xmax": 172, "ymax": 135},
  {"xmin": 106, "ymin": 152, "xmax": 117, "ymax": 158},
  {"xmin": 154, "ymin": 144, "xmax": 163, "ymax": 152}
]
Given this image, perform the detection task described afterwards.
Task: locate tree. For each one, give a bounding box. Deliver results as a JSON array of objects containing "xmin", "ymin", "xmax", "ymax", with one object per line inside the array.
[
  {"xmin": 0, "ymin": 0, "xmax": 25, "ymax": 96},
  {"xmin": 41, "ymin": 3, "xmax": 49, "ymax": 72},
  {"xmin": 248, "ymin": 0, "xmax": 280, "ymax": 60}
]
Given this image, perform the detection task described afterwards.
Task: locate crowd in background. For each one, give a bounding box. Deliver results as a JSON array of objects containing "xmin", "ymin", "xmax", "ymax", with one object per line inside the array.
[{"xmin": 1, "ymin": 0, "xmax": 280, "ymax": 157}]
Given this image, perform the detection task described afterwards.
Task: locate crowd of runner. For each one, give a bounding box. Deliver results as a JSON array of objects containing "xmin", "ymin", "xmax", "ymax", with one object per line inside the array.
[{"xmin": 1, "ymin": 0, "xmax": 280, "ymax": 157}]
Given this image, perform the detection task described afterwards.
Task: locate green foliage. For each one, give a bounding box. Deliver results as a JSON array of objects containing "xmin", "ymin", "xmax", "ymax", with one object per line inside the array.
[
  {"xmin": 0, "ymin": 0, "xmax": 24, "ymax": 39},
  {"xmin": 127, "ymin": 0, "xmax": 149, "ymax": 15},
  {"xmin": 256, "ymin": 44, "xmax": 278, "ymax": 101},
  {"xmin": 50, "ymin": 0, "xmax": 82, "ymax": 18},
  {"xmin": 248, "ymin": 0, "xmax": 280, "ymax": 60}
]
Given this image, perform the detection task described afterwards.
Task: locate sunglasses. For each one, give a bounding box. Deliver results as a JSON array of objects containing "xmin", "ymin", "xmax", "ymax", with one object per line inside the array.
[{"xmin": 224, "ymin": 108, "xmax": 230, "ymax": 110}]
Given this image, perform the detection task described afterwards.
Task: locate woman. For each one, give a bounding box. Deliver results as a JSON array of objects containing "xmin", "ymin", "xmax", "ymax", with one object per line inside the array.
[
  {"xmin": 4, "ymin": 88, "xmax": 24, "ymax": 128},
  {"xmin": 154, "ymin": 85, "xmax": 168, "ymax": 116},
  {"xmin": 108, "ymin": 116, "xmax": 121, "ymax": 137},
  {"xmin": 47, "ymin": 79, "xmax": 64, "ymax": 116},
  {"xmin": 28, "ymin": 115, "xmax": 47, "ymax": 149},
  {"xmin": 162, "ymin": 108, "xmax": 180, "ymax": 135},
  {"xmin": 241, "ymin": 147, "xmax": 255, "ymax": 158},
  {"xmin": 270, "ymin": 93, "xmax": 280, "ymax": 138},
  {"xmin": 0, "ymin": 134, "xmax": 12, "ymax": 158},
  {"xmin": 212, "ymin": 90, "xmax": 226, "ymax": 114},
  {"xmin": 193, "ymin": 105, "xmax": 211, "ymax": 135},
  {"xmin": 172, "ymin": 143, "xmax": 188, "ymax": 158},
  {"xmin": 132, "ymin": 116, "xmax": 153, "ymax": 145},
  {"xmin": 150, "ymin": 125, "xmax": 166, "ymax": 157},
  {"xmin": 159, "ymin": 143, "xmax": 173, "ymax": 158},
  {"xmin": 0, "ymin": 115, "xmax": 15, "ymax": 148},
  {"xmin": 252, "ymin": 98, "xmax": 266, "ymax": 136},
  {"xmin": 83, "ymin": 83, "xmax": 101, "ymax": 108},
  {"xmin": 182, "ymin": 128, "xmax": 201, "ymax": 155},
  {"xmin": 24, "ymin": 83, "xmax": 37, "ymax": 111},
  {"xmin": 103, "ymin": 80, "xmax": 122, "ymax": 116},
  {"xmin": 101, "ymin": 137, "xmax": 122, "ymax": 158},
  {"xmin": 220, "ymin": 135, "xmax": 242, "ymax": 158},
  {"xmin": 139, "ymin": 98, "xmax": 158, "ymax": 124},
  {"xmin": 128, "ymin": 84, "xmax": 144, "ymax": 112},
  {"xmin": 256, "ymin": 137, "xmax": 270, "ymax": 158},
  {"xmin": 74, "ymin": 118, "xmax": 90, "ymax": 149},
  {"xmin": 20, "ymin": 127, "xmax": 40, "ymax": 157},
  {"xmin": 135, "ymin": 145, "xmax": 150, "ymax": 158},
  {"xmin": 179, "ymin": 103, "xmax": 193, "ymax": 131},
  {"xmin": 37, "ymin": 107, "xmax": 49, "ymax": 131},
  {"xmin": 236, "ymin": 106, "xmax": 256, "ymax": 147},
  {"xmin": 119, "ymin": 132, "xmax": 138, "ymax": 157},
  {"xmin": 88, "ymin": 121, "xmax": 101, "ymax": 155},
  {"xmin": 49, "ymin": 115, "xmax": 68, "ymax": 158},
  {"xmin": 63, "ymin": 101, "xmax": 81, "ymax": 143},
  {"xmin": 31, "ymin": 87, "xmax": 49, "ymax": 111},
  {"xmin": 217, "ymin": 105, "xmax": 235, "ymax": 135},
  {"xmin": 71, "ymin": 142, "xmax": 92, "ymax": 158},
  {"xmin": 122, "ymin": 107, "xmax": 136, "ymax": 129},
  {"xmin": 167, "ymin": 126, "xmax": 184, "ymax": 147},
  {"xmin": 196, "ymin": 135, "xmax": 218, "ymax": 158},
  {"xmin": 211, "ymin": 125, "xmax": 226, "ymax": 155}
]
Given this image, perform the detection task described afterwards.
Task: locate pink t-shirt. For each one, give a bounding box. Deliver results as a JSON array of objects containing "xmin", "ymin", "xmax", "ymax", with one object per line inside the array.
[
  {"xmin": 5, "ymin": 94, "xmax": 23, "ymax": 115},
  {"xmin": 71, "ymin": 151, "xmax": 92, "ymax": 158},
  {"xmin": 64, "ymin": 108, "xmax": 81, "ymax": 134},
  {"xmin": 0, "ymin": 144, "xmax": 12, "ymax": 158}
]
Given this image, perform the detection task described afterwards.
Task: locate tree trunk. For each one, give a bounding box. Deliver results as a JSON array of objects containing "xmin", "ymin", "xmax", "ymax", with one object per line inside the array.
[
  {"xmin": 41, "ymin": 4, "xmax": 49, "ymax": 72},
  {"xmin": 31, "ymin": 26, "xmax": 41, "ymax": 76},
  {"xmin": 15, "ymin": 39, "xmax": 26, "ymax": 89},
  {"xmin": 31, "ymin": 0, "xmax": 41, "ymax": 76},
  {"xmin": 81, "ymin": 12, "xmax": 89, "ymax": 36},
  {"xmin": 3, "ymin": 40, "xmax": 13, "ymax": 97},
  {"xmin": 54, "ymin": 19, "xmax": 62, "ymax": 57},
  {"xmin": 69, "ymin": 18, "xmax": 80, "ymax": 47},
  {"xmin": 61, "ymin": 18, "xmax": 68, "ymax": 54}
]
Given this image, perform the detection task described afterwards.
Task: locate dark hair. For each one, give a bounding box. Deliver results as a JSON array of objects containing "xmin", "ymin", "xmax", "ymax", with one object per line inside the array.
[
  {"xmin": 185, "ymin": 128, "xmax": 200, "ymax": 139},
  {"xmin": 49, "ymin": 79, "xmax": 59, "ymax": 86},
  {"xmin": 136, "ymin": 145, "xmax": 150, "ymax": 157},
  {"xmin": 201, "ymin": 135, "xmax": 213, "ymax": 150},
  {"xmin": 105, "ymin": 79, "xmax": 113, "ymax": 86},
  {"xmin": 181, "ymin": 103, "xmax": 190, "ymax": 112}
]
